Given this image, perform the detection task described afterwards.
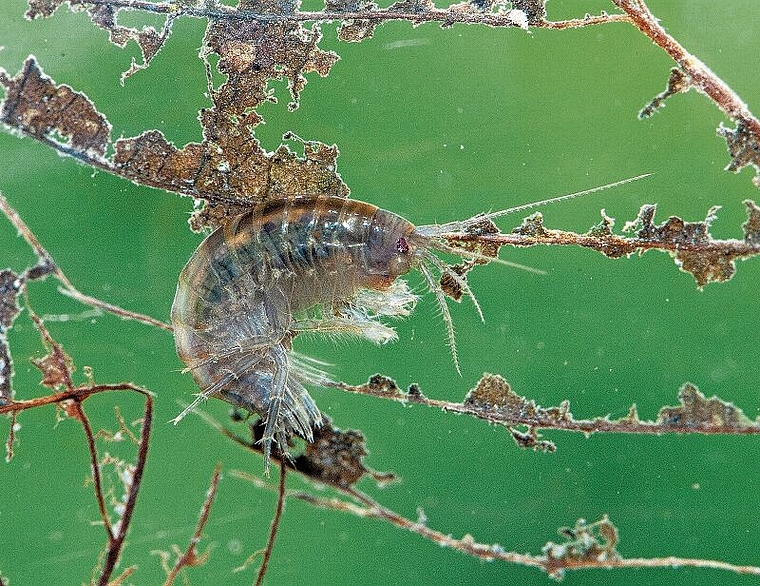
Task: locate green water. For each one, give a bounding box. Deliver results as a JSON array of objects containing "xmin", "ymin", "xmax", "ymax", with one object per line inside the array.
[{"xmin": 1, "ymin": 1, "xmax": 759, "ymax": 584}]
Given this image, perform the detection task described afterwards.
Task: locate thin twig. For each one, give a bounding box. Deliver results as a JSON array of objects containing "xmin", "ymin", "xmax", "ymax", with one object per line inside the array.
[
  {"xmin": 2, "ymin": 281, "xmax": 156, "ymax": 585},
  {"xmin": 4, "ymin": 410, "xmax": 17, "ymax": 462},
  {"xmin": 255, "ymin": 459, "xmax": 287, "ymax": 586},
  {"xmin": 444, "ymin": 230, "xmax": 760, "ymax": 259},
  {"xmin": 0, "ymin": 194, "xmax": 172, "ymax": 332},
  {"xmin": 231, "ymin": 469, "xmax": 760, "ymax": 578},
  {"xmin": 0, "ymin": 383, "xmax": 153, "ymax": 415},
  {"xmin": 612, "ymin": 0, "xmax": 760, "ymax": 136},
  {"xmin": 106, "ymin": 565, "xmax": 136, "ymax": 586},
  {"xmin": 97, "ymin": 392, "xmax": 152, "ymax": 586},
  {"xmin": 164, "ymin": 463, "xmax": 222, "ymax": 585},
  {"xmin": 305, "ymin": 487, "xmax": 760, "ymax": 576},
  {"xmin": 72, "ymin": 400, "xmax": 116, "ymax": 542}
]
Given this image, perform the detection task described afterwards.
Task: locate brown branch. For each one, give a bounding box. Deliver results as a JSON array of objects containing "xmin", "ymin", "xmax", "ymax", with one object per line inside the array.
[
  {"xmin": 107, "ymin": 566, "xmax": 137, "ymax": 586},
  {"xmin": 163, "ymin": 463, "xmax": 222, "ymax": 585},
  {"xmin": 255, "ymin": 459, "xmax": 287, "ymax": 586},
  {"xmin": 442, "ymin": 200, "xmax": 760, "ymax": 287},
  {"xmin": 205, "ymin": 401, "xmax": 760, "ymax": 579},
  {"xmin": 0, "ymin": 383, "xmax": 153, "ymax": 416},
  {"xmin": 446, "ymin": 229, "xmax": 760, "ymax": 259},
  {"xmin": 72, "ymin": 400, "xmax": 116, "ymax": 542},
  {"xmin": 333, "ymin": 376, "xmax": 760, "ymax": 441},
  {"xmin": 52, "ymin": 0, "xmax": 629, "ymax": 28},
  {"xmin": 0, "ymin": 283, "xmax": 156, "ymax": 586},
  {"xmin": 613, "ymin": 0, "xmax": 760, "ymax": 133},
  {"xmin": 97, "ymin": 392, "xmax": 153, "ymax": 586},
  {"xmin": 4, "ymin": 410, "xmax": 17, "ymax": 462},
  {"xmin": 611, "ymin": 0, "xmax": 760, "ymax": 185}
]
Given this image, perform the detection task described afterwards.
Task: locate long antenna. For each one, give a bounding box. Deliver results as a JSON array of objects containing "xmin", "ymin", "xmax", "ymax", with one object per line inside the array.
[
  {"xmin": 481, "ymin": 173, "xmax": 652, "ymax": 221},
  {"xmin": 415, "ymin": 173, "xmax": 652, "ymax": 236}
]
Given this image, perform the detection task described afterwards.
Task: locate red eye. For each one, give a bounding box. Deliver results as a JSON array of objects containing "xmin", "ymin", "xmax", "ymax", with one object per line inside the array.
[{"xmin": 396, "ymin": 237, "xmax": 409, "ymax": 254}]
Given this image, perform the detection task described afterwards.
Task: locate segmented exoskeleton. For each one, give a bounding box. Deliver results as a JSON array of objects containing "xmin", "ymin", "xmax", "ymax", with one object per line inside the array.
[{"xmin": 171, "ymin": 176, "xmax": 646, "ymax": 469}]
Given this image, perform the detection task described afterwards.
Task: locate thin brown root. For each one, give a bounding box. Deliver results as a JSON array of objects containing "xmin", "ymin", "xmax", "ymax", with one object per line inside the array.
[{"xmin": 255, "ymin": 459, "xmax": 287, "ymax": 586}]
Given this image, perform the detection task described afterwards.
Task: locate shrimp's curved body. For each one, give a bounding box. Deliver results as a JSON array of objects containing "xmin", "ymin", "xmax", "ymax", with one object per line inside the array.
[
  {"xmin": 171, "ymin": 176, "xmax": 648, "ymax": 469},
  {"xmin": 171, "ymin": 196, "xmax": 422, "ymax": 467}
]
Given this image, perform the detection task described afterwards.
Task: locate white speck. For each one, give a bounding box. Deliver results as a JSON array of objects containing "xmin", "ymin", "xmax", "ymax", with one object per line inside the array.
[
  {"xmin": 507, "ymin": 9, "xmax": 529, "ymax": 30},
  {"xmin": 459, "ymin": 144, "xmax": 464, "ymax": 150},
  {"xmin": 383, "ymin": 38, "xmax": 430, "ymax": 50}
]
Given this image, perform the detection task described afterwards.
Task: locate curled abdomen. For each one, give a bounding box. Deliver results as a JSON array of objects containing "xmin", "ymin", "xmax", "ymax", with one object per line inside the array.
[{"xmin": 171, "ymin": 195, "xmax": 417, "ymax": 467}]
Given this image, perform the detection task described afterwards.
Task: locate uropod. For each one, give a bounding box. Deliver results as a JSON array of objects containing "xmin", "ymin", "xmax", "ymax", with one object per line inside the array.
[{"xmin": 170, "ymin": 177, "xmax": 646, "ymax": 470}]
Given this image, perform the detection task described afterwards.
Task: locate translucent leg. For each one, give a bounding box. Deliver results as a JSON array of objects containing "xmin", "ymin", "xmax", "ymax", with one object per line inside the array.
[{"xmin": 261, "ymin": 343, "xmax": 290, "ymax": 473}]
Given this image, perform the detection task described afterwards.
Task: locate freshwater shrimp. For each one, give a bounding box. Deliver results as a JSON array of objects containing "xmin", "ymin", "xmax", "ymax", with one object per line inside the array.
[{"xmin": 170, "ymin": 175, "xmax": 648, "ymax": 470}]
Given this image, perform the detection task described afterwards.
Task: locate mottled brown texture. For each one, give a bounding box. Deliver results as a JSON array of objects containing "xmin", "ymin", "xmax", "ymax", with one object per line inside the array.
[
  {"xmin": 24, "ymin": 0, "xmax": 65, "ymax": 18},
  {"xmin": 0, "ymin": 270, "xmax": 21, "ymax": 404},
  {"xmin": 629, "ymin": 203, "xmax": 738, "ymax": 286},
  {"xmin": 721, "ymin": 120, "xmax": 760, "ymax": 188},
  {"xmin": 512, "ymin": 0, "xmax": 546, "ymax": 23},
  {"xmin": 326, "ymin": 0, "xmax": 379, "ymax": 41},
  {"xmin": 296, "ymin": 423, "xmax": 371, "ymax": 486},
  {"xmin": 0, "ymin": 27, "xmax": 348, "ymax": 232},
  {"xmin": 465, "ymin": 373, "xmax": 571, "ymax": 424},
  {"xmin": 0, "ymin": 270, "xmax": 20, "ymax": 333},
  {"xmin": 0, "ymin": 57, "xmax": 111, "ymax": 157},
  {"xmin": 31, "ymin": 346, "xmax": 75, "ymax": 390},
  {"xmin": 743, "ymin": 200, "xmax": 760, "ymax": 244},
  {"xmin": 657, "ymin": 383, "xmax": 753, "ymax": 429},
  {"xmin": 543, "ymin": 517, "xmax": 620, "ymax": 580}
]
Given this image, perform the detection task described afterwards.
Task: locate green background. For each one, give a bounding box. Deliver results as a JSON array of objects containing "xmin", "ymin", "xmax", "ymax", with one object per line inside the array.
[{"xmin": 1, "ymin": 0, "xmax": 759, "ymax": 584}]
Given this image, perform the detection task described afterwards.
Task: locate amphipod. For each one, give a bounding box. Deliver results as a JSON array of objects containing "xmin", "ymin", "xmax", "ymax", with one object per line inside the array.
[{"xmin": 171, "ymin": 177, "xmax": 647, "ymax": 469}]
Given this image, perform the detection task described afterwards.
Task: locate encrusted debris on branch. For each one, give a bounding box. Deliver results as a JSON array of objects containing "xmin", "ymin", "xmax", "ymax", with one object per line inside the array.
[
  {"xmin": 0, "ymin": 270, "xmax": 22, "ymax": 405},
  {"xmin": 229, "ymin": 423, "xmax": 760, "ymax": 579},
  {"xmin": 6, "ymin": 54, "xmax": 755, "ymax": 286},
  {"xmin": 0, "ymin": 56, "xmax": 111, "ymax": 158},
  {"xmin": 5, "ymin": 0, "xmax": 760, "ymax": 199},
  {"xmin": 442, "ymin": 202, "xmax": 760, "ymax": 287},
  {"xmin": 611, "ymin": 0, "xmax": 760, "ymax": 188},
  {"xmin": 0, "ymin": 53, "xmax": 348, "ymax": 231},
  {"xmin": 336, "ymin": 373, "xmax": 760, "ymax": 442},
  {"xmin": 543, "ymin": 516, "xmax": 619, "ymax": 579},
  {"xmin": 156, "ymin": 464, "xmax": 221, "ymax": 585},
  {"xmin": 639, "ymin": 67, "xmax": 691, "ymax": 118},
  {"xmin": 202, "ymin": 407, "xmax": 397, "ymax": 488}
]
